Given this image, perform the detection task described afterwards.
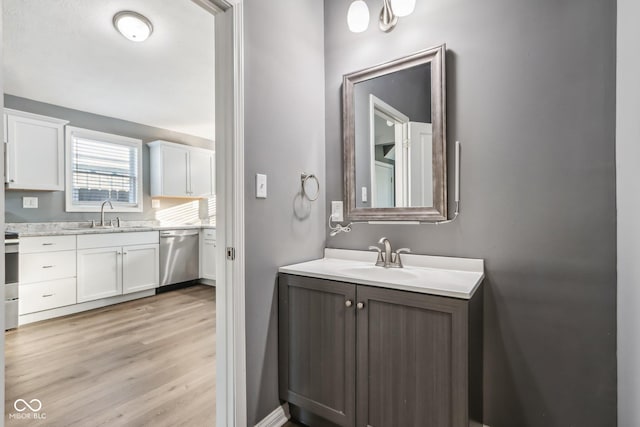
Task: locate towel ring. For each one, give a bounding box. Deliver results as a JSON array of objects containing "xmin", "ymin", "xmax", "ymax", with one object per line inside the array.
[{"xmin": 301, "ymin": 173, "xmax": 320, "ymax": 202}]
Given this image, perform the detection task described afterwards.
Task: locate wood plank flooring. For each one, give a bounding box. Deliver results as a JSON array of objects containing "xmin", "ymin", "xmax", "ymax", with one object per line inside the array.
[{"xmin": 5, "ymin": 285, "xmax": 216, "ymax": 427}]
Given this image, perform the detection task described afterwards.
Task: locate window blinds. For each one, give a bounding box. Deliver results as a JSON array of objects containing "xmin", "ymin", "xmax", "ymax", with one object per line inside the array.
[{"xmin": 71, "ymin": 136, "xmax": 138, "ymax": 206}]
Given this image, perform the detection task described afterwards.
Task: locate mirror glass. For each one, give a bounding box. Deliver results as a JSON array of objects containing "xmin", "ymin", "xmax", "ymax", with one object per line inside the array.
[{"xmin": 343, "ymin": 45, "xmax": 447, "ymax": 221}]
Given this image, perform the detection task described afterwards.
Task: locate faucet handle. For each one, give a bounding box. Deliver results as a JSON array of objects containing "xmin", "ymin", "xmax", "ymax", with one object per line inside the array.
[
  {"xmin": 393, "ymin": 248, "xmax": 411, "ymax": 268},
  {"xmin": 368, "ymin": 246, "xmax": 385, "ymax": 267}
]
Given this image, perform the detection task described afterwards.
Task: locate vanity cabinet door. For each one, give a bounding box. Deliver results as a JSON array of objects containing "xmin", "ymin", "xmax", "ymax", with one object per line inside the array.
[
  {"xmin": 279, "ymin": 274, "xmax": 356, "ymax": 427},
  {"xmin": 356, "ymin": 285, "xmax": 468, "ymax": 427}
]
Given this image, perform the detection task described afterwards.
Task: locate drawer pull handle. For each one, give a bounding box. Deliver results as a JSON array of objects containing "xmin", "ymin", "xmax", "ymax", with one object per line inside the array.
[
  {"xmin": 42, "ymin": 243, "xmax": 55, "ymax": 246},
  {"xmin": 42, "ymin": 265, "xmax": 55, "ymax": 269},
  {"xmin": 42, "ymin": 294, "xmax": 54, "ymax": 298},
  {"xmin": 345, "ymin": 300, "xmax": 353, "ymax": 308},
  {"xmin": 357, "ymin": 302, "xmax": 365, "ymax": 310}
]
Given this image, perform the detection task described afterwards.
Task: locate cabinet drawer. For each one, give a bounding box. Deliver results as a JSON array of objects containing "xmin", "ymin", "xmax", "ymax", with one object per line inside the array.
[
  {"xmin": 19, "ymin": 278, "xmax": 77, "ymax": 314},
  {"xmin": 20, "ymin": 250, "xmax": 76, "ymax": 283},
  {"xmin": 21, "ymin": 235, "xmax": 76, "ymax": 253}
]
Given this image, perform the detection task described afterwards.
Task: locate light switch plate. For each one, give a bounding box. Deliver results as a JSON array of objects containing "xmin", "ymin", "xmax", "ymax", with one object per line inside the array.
[
  {"xmin": 152, "ymin": 199, "xmax": 161, "ymax": 209},
  {"xmin": 331, "ymin": 201, "xmax": 344, "ymax": 222},
  {"xmin": 256, "ymin": 173, "xmax": 267, "ymax": 199},
  {"xmin": 361, "ymin": 186, "xmax": 368, "ymax": 203},
  {"xmin": 23, "ymin": 197, "xmax": 38, "ymax": 209}
]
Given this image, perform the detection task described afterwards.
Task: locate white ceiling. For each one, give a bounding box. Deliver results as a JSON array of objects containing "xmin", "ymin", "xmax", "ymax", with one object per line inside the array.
[{"xmin": 3, "ymin": 0, "xmax": 215, "ymax": 141}]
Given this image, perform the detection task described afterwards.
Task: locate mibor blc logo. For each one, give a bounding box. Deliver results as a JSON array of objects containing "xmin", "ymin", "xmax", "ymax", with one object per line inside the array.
[{"xmin": 9, "ymin": 398, "xmax": 46, "ymax": 421}]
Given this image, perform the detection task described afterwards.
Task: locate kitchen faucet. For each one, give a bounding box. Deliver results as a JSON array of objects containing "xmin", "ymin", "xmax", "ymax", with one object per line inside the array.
[
  {"xmin": 369, "ymin": 237, "xmax": 411, "ymax": 268},
  {"xmin": 99, "ymin": 200, "xmax": 114, "ymax": 227}
]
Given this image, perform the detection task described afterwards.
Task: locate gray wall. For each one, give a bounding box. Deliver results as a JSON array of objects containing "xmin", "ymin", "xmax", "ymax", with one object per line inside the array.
[
  {"xmin": 243, "ymin": 0, "xmax": 326, "ymax": 425},
  {"xmin": 4, "ymin": 95, "xmax": 213, "ymax": 223},
  {"xmin": 617, "ymin": 0, "xmax": 639, "ymax": 425},
  {"xmin": 325, "ymin": 1, "xmax": 616, "ymax": 426},
  {"xmin": 354, "ymin": 64, "xmax": 431, "ymax": 207}
]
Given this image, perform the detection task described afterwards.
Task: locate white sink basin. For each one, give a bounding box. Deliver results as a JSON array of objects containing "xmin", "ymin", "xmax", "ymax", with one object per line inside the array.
[{"xmin": 279, "ymin": 248, "xmax": 485, "ymax": 299}]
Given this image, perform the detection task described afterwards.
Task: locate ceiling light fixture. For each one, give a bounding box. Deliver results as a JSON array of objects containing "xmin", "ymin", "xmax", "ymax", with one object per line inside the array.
[
  {"xmin": 113, "ymin": 11, "xmax": 153, "ymax": 42},
  {"xmin": 348, "ymin": 0, "xmax": 416, "ymax": 33},
  {"xmin": 347, "ymin": 0, "xmax": 370, "ymax": 33}
]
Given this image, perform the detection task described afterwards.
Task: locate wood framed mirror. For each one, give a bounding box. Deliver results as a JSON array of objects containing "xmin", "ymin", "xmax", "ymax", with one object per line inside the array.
[{"xmin": 343, "ymin": 44, "xmax": 447, "ymax": 221}]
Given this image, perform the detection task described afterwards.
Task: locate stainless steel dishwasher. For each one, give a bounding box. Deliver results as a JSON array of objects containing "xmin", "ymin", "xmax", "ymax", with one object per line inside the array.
[{"xmin": 159, "ymin": 229, "xmax": 199, "ymax": 287}]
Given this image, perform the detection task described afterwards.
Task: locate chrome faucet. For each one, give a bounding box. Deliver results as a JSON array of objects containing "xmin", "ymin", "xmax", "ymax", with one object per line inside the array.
[
  {"xmin": 368, "ymin": 237, "xmax": 411, "ymax": 268},
  {"xmin": 379, "ymin": 237, "xmax": 393, "ymax": 268},
  {"xmin": 99, "ymin": 200, "xmax": 114, "ymax": 227}
]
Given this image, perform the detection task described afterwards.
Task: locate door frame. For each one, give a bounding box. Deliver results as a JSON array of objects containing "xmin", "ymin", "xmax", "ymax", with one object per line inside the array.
[
  {"xmin": 193, "ymin": 1, "xmax": 247, "ymax": 426},
  {"xmin": 206, "ymin": 1, "xmax": 247, "ymax": 426}
]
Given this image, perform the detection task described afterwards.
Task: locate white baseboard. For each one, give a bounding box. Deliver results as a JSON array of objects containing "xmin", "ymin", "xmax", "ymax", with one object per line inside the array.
[
  {"xmin": 18, "ymin": 290, "xmax": 156, "ymax": 325},
  {"xmin": 255, "ymin": 403, "xmax": 290, "ymax": 427},
  {"xmin": 200, "ymin": 278, "xmax": 216, "ymax": 286}
]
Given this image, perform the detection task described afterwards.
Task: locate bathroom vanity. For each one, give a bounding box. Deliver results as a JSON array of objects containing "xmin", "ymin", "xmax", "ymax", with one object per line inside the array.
[{"xmin": 278, "ymin": 249, "xmax": 484, "ymax": 427}]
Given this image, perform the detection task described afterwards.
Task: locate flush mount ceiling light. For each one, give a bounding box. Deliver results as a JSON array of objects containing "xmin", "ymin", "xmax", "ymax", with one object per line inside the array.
[
  {"xmin": 348, "ymin": 0, "xmax": 416, "ymax": 33},
  {"xmin": 113, "ymin": 11, "xmax": 153, "ymax": 42}
]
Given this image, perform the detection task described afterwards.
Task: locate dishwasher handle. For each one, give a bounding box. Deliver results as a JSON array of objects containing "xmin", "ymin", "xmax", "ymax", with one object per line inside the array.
[{"xmin": 160, "ymin": 230, "xmax": 200, "ymax": 237}]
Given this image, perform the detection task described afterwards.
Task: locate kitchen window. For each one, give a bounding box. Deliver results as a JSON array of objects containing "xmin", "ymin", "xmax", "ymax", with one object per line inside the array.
[{"xmin": 65, "ymin": 126, "xmax": 143, "ymax": 212}]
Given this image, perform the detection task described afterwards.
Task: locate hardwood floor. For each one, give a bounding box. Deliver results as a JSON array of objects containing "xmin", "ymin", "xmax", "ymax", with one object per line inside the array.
[{"xmin": 5, "ymin": 285, "xmax": 216, "ymax": 427}]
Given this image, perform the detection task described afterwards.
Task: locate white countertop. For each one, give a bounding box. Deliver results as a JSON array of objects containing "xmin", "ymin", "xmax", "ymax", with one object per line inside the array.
[
  {"xmin": 6, "ymin": 222, "xmax": 215, "ymax": 237},
  {"xmin": 279, "ymin": 248, "xmax": 484, "ymax": 299}
]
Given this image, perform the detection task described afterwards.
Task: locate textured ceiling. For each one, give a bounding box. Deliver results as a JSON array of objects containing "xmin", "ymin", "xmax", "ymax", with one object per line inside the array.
[{"xmin": 3, "ymin": 0, "xmax": 215, "ymax": 140}]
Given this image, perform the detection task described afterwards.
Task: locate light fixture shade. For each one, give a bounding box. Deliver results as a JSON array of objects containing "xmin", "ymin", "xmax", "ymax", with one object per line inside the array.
[
  {"xmin": 113, "ymin": 11, "xmax": 153, "ymax": 42},
  {"xmin": 390, "ymin": 0, "xmax": 416, "ymax": 17},
  {"xmin": 347, "ymin": 0, "xmax": 370, "ymax": 33}
]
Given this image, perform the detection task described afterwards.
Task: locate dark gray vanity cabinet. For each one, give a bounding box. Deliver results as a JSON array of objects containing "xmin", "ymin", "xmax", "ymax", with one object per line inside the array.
[
  {"xmin": 279, "ymin": 273, "xmax": 483, "ymax": 427},
  {"xmin": 278, "ymin": 274, "xmax": 357, "ymax": 426}
]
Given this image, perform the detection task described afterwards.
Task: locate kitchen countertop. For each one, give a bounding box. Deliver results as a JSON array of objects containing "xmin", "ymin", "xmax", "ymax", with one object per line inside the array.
[
  {"xmin": 279, "ymin": 248, "xmax": 485, "ymax": 299},
  {"xmin": 6, "ymin": 222, "xmax": 215, "ymax": 237}
]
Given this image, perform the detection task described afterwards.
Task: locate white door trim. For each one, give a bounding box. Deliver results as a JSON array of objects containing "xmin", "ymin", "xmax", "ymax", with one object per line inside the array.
[{"xmin": 202, "ymin": 1, "xmax": 247, "ymax": 426}]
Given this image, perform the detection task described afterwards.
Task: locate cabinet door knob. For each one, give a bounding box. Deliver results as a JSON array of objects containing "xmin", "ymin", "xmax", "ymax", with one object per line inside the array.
[
  {"xmin": 357, "ymin": 302, "xmax": 365, "ymax": 310},
  {"xmin": 345, "ymin": 300, "xmax": 353, "ymax": 308}
]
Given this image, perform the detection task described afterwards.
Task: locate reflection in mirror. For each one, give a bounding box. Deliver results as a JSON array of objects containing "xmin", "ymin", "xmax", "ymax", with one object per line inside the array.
[{"xmin": 344, "ymin": 45, "xmax": 446, "ymax": 221}]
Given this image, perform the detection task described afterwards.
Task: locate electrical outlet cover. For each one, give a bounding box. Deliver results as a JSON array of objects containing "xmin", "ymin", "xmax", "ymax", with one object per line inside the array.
[
  {"xmin": 331, "ymin": 201, "xmax": 344, "ymax": 222},
  {"xmin": 23, "ymin": 197, "xmax": 38, "ymax": 209}
]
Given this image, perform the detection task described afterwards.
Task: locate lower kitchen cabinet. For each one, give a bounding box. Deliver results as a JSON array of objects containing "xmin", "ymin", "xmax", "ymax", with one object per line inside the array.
[
  {"xmin": 279, "ymin": 273, "xmax": 483, "ymax": 427},
  {"xmin": 77, "ymin": 232, "xmax": 160, "ymax": 303},
  {"xmin": 122, "ymin": 244, "xmax": 159, "ymax": 294},
  {"xmin": 19, "ymin": 278, "xmax": 76, "ymax": 315},
  {"xmin": 77, "ymin": 247, "xmax": 122, "ymax": 302},
  {"xmin": 200, "ymin": 229, "xmax": 217, "ymax": 280}
]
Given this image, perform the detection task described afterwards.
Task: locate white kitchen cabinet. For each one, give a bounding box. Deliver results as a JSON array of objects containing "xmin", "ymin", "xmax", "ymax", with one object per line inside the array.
[
  {"xmin": 77, "ymin": 246, "xmax": 122, "ymax": 302},
  {"xmin": 20, "ymin": 278, "xmax": 77, "ymax": 315},
  {"xmin": 148, "ymin": 140, "xmax": 215, "ymax": 198},
  {"xmin": 4, "ymin": 108, "xmax": 68, "ymax": 190},
  {"xmin": 19, "ymin": 235, "xmax": 77, "ymax": 315},
  {"xmin": 77, "ymin": 232, "xmax": 160, "ymax": 303},
  {"xmin": 122, "ymin": 244, "xmax": 159, "ymax": 294},
  {"xmin": 200, "ymin": 229, "xmax": 217, "ymax": 281},
  {"xmin": 190, "ymin": 149, "xmax": 215, "ymax": 197}
]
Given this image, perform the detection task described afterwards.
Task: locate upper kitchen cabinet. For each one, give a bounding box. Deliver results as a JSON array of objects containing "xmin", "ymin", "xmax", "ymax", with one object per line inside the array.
[
  {"xmin": 4, "ymin": 108, "xmax": 68, "ymax": 191},
  {"xmin": 148, "ymin": 140, "xmax": 215, "ymax": 198}
]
